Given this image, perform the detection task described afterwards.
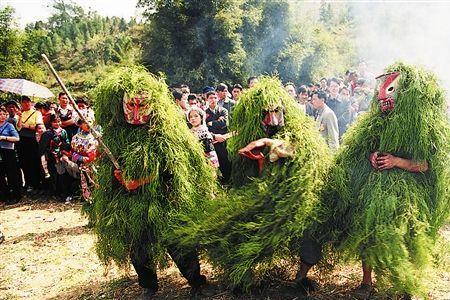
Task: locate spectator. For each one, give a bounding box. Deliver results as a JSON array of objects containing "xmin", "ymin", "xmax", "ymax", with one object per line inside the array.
[
  {"xmin": 353, "ymin": 78, "xmax": 373, "ymax": 114},
  {"xmin": 314, "ymin": 83, "xmax": 321, "ymax": 92},
  {"xmin": 337, "ymin": 86, "xmax": 355, "ymax": 137},
  {"xmin": 285, "ymin": 82, "xmax": 297, "ymax": 99},
  {"xmin": 0, "ymin": 106, "xmax": 21, "ymax": 204},
  {"xmin": 56, "ymin": 92, "xmax": 78, "ymax": 140},
  {"xmin": 298, "ymin": 86, "xmax": 315, "ymax": 117},
  {"xmin": 357, "ymin": 60, "xmax": 374, "ymax": 81},
  {"xmin": 49, "ymin": 102, "xmax": 58, "ymax": 111},
  {"xmin": 205, "ymin": 91, "xmax": 231, "ymax": 183},
  {"xmin": 231, "ymin": 84, "xmax": 243, "ymax": 101},
  {"xmin": 16, "ymin": 96, "xmax": 44, "ymax": 193},
  {"xmin": 201, "ymin": 86, "xmax": 215, "ymax": 102},
  {"xmin": 311, "ymin": 91, "xmax": 339, "ymax": 151},
  {"xmin": 5, "ymin": 100, "xmax": 20, "ymax": 128},
  {"xmin": 180, "ymin": 84, "xmax": 190, "ymax": 102},
  {"xmin": 38, "ymin": 114, "xmax": 72, "ymax": 201},
  {"xmin": 187, "ymin": 107, "xmax": 219, "ymax": 168},
  {"xmin": 71, "ymin": 119, "xmax": 98, "ymax": 166},
  {"xmin": 216, "ymin": 83, "xmax": 235, "ymax": 114},
  {"xmin": 71, "ymin": 119, "xmax": 98, "ymax": 200},
  {"xmin": 173, "ymin": 91, "xmax": 189, "ymax": 116},
  {"xmin": 346, "ymin": 70, "xmax": 359, "ymax": 94},
  {"xmin": 326, "ymin": 78, "xmax": 352, "ymax": 138},
  {"xmin": 187, "ymin": 94, "xmax": 203, "ymax": 110},
  {"xmin": 35, "ymin": 123, "xmax": 50, "ymax": 179},
  {"xmin": 247, "ymin": 76, "xmax": 259, "ymax": 88},
  {"xmin": 35, "ymin": 101, "xmax": 54, "ymax": 129},
  {"xmin": 319, "ymin": 77, "xmax": 328, "ymax": 91},
  {"xmin": 74, "ymin": 98, "xmax": 95, "ymax": 125}
]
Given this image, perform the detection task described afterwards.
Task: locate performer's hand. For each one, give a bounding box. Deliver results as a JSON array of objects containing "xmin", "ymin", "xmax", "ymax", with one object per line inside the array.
[
  {"xmin": 239, "ymin": 150, "xmax": 264, "ymax": 160},
  {"xmin": 85, "ymin": 151, "xmax": 97, "ymax": 163},
  {"xmin": 369, "ymin": 152, "xmax": 379, "ymax": 170},
  {"xmin": 114, "ymin": 169, "xmax": 124, "ymax": 183},
  {"xmin": 213, "ymin": 134, "xmax": 226, "ymax": 143},
  {"xmin": 376, "ymin": 153, "xmax": 397, "ymax": 170},
  {"xmin": 114, "ymin": 169, "xmax": 149, "ymax": 191}
]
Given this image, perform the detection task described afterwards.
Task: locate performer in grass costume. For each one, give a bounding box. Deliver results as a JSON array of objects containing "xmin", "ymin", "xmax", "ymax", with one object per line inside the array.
[
  {"xmin": 88, "ymin": 66, "xmax": 217, "ymax": 297},
  {"xmin": 174, "ymin": 76, "xmax": 331, "ymax": 294},
  {"xmin": 323, "ymin": 62, "xmax": 450, "ymax": 299}
]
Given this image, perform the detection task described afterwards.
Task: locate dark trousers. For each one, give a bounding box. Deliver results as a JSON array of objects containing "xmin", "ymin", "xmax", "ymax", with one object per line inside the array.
[
  {"xmin": 299, "ymin": 237, "xmax": 322, "ymax": 266},
  {"xmin": 47, "ymin": 160, "xmax": 72, "ymax": 198},
  {"xmin": 130, "ymin": 231, "xmax": 205, "ymax": 291},
  {"xmin": 0, "ymin": 148, "xmax": 22, "ymax": 202},
  {"xmin": 17, "ymin": 136, "xmax": 42, "ymax": 189},
  {"xmin": 215, "ymin": 141, "xmax": 232, "ymax": 184}
]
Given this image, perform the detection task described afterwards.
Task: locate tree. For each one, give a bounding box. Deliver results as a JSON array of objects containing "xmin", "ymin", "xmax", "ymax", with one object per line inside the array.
[
  {"xmin": 139, "ymin": 0, "xmax": 247, "ymax": 87},
  {"xmin": 0, "ymin": 6, "xmax": 45, "ymax": 84},
  {"xmin": 139, "ymin": 0, "xmax": 356, "ymax": 88}
]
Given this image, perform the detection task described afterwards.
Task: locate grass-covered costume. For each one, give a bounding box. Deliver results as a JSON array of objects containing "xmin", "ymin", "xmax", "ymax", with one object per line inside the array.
[
  {"xmin": 176, "ymin": 77, "xmax": 331, "ymax": 290},
  {"xmin": 322, "ymin": 62, "xmax": 450, "ymax": 296},
  {"xmin": 88, "ymin": 66, "xmax": 217, "ymax": 293}
]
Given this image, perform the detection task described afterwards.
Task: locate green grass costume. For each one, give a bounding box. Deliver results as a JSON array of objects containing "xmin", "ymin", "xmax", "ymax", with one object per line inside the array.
[
  {"xmin": 174, "ymin": 77, "xmax": 331, "ymax": 290},
  {"xmin": 87, "ymin": 66, "xmax": 217, "ymax": 291},
  {"xmin": 322, "ymin": 62, "xmax": 450, "ymax": 296}
]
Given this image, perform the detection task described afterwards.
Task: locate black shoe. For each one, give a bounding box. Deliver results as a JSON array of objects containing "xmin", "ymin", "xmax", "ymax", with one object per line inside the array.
[
  {"xmin": 140, "ymin": 287, "xmax": 157, "ymax": 299},
  {"xmin": 352, "ymin": 283, "xmax": 373, "ymax": 300},
  {"xmin": 6, "ymin": 197, "xmax": 20, "ymax": 205},
  {"xmin": 295, "ymin": 277, "xmax": 318, "ymax": 296},
  {"xmin": 191, "ymin": 283, "xmax": 216, "ymax": 298}
]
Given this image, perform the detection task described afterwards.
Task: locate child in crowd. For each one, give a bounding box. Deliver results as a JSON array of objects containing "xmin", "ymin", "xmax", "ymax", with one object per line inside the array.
[
  {"xmin": 71, "ymin": 119, "xmax": 98, "ymax": 200},
  {"xmin": 35, "ymin": 123, "xmax": 50, "ymax": 179},
  {"xmin": 187, "ymin": 107, "xmax": 219, "ymax": 168}
]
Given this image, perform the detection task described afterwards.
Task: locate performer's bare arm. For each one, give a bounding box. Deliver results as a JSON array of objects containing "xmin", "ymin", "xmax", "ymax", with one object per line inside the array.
[
  {"xmin": 114, "ymin": 170, "xmax": 154, "ymax": 191},
  {"xmin": 370, "ymin": 152, "xmax": 428, "ymax": 173},
  {"xmin": 238, "ymin": 138, "xmax": 272, "ymax": 154}
]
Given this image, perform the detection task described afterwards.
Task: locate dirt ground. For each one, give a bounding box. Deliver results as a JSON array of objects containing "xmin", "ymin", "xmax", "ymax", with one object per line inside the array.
[{"xmin": 1, "ymin": 198, "xmax": 449, "ymax": 300}]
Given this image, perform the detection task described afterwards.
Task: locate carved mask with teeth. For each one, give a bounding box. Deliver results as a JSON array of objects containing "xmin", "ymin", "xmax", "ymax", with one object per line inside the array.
[{"xmin": 376, "ymin": 72, "xmax": 400, "ymax": 113}]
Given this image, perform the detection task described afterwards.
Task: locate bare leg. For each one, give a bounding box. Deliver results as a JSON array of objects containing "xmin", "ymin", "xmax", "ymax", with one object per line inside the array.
[
  {"xmin": 362, "ymin": 262, "xmax": 372, "ymax": 286},
  {"xmin": 296, "ymin": 261, "xmax": 313, "ymax": 281},
  {"xmin": 352, "ymin": 261, "xmax": 374, "ymax": 299},
  {"xmin": 295, "ymin": 262, "xmax": 317, "ymax": 295}
]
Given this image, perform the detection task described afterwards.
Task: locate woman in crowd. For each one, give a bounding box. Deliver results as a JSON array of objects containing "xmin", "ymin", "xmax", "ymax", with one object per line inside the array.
[
  {"xmin": 0, "ymin": 106, "xmax": 21, "ymax": 204},
  {"xmin": 38, "ymin": 114, "xmax": 71, "ymax": 201},
  {"xmin": 187, "ymin": 107, "xmax": 220, "ymax": 168}
]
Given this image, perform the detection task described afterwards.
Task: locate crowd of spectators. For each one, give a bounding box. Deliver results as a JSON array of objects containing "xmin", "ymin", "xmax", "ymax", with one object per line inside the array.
[
  {"xmin": 0, "ymin": 92, "xmax": 98, "ymax": 205},
  {"xmin": 2, "ymin": 61, "xmax": 423, "ymax": 203}
]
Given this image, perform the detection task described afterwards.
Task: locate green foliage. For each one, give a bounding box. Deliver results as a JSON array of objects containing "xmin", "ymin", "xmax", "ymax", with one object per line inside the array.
[
  {"xmin": 173, "ymin": 77, "xmax": 332, "ymax": 289},
  {"xmin": 139, "ymin": 0, "xmax": 247, "ymax": 87},
  {"xmin": 24, "ymin": 1, "xmax": 142, "ymax": 71},
  {"xmin": 89, "ymin": 66, "xmax": 218, "ymax": 267},
  {"xmin": 0, "ymin": 6, "xmax": 46, "ymax": 83},
  {"xmin": 321, "ymin": 62, "xmax": 450, "ymax": 295},
  {"xmin": 139, "ymin": 0, "xmax": 356, "ymax": 87},
  {"xmin": 0, "ymin": 1, "xmax": 143, "ymax": 97}
]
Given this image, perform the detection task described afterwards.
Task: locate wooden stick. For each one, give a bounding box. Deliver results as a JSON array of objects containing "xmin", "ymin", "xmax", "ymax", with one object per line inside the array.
[{"xmin": 41, "ymin": 54, "xmax": 121, "ymax": 170}]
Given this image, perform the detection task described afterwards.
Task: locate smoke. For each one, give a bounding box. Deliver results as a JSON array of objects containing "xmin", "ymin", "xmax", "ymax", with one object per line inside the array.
[{"xmin": 351, "ymin": 1, "xmax": 450, "ymax": 98}]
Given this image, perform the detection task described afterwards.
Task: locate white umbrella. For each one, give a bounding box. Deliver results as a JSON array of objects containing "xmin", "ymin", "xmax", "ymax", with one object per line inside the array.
[{"xmin": 0, "ymin": 78, "xmax": 54, "ymax": 99}]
